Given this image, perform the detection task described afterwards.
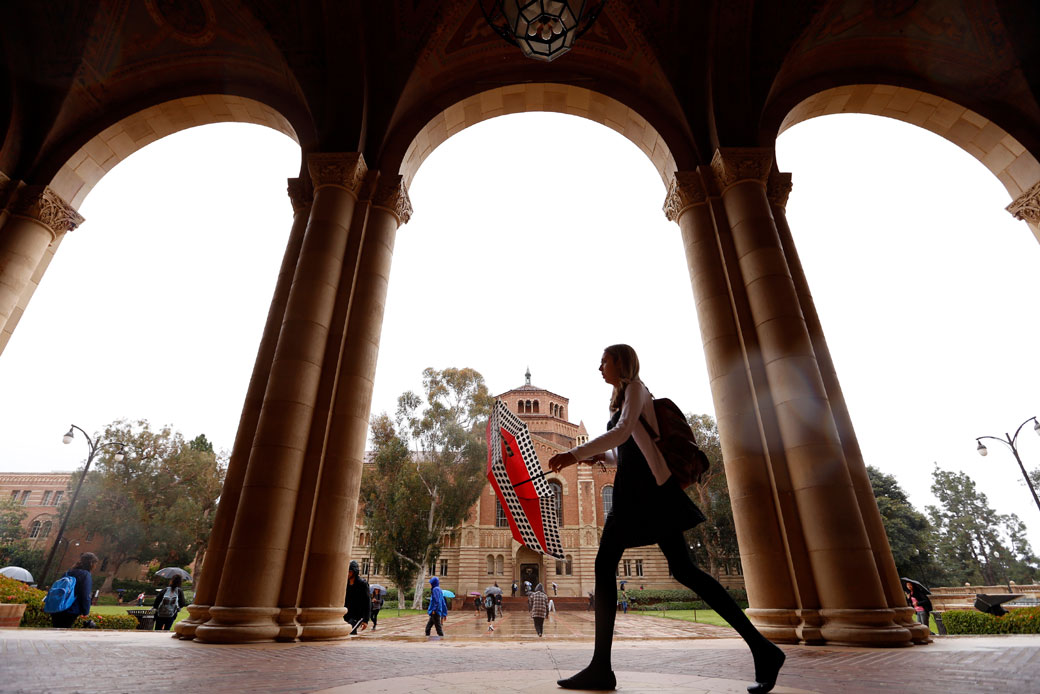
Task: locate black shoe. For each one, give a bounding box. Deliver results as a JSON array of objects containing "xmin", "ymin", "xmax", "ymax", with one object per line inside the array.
[
  {"xmin": 557, "ymin": 666, "xmax": 616, "ymax": 690},
  {"xmin": 747, "ymin": 642, "xmax": 785, "ymax": 693}
]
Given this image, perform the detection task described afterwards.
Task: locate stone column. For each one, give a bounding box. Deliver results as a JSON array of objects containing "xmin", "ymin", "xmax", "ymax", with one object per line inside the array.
[
  {"xmin": 712, "ymin": 148, "xmax": 908, "ymax": 646},
  {"xmin": 0, "ymin": 185, "xmax": 83, "ymax": 338},
  {"xmin": 767, "ymin": 172, "xmax": 928, "ymax": 643},
  {"xmin": 665, "ymin": 170, "xmax": 803, "ymax": 643},
  {"xmin": 195, "ymin": 153, "xmax": 366, "ymax": 643},
  {"xmin": 175, "ymin": 177, "xmax": 313, "ymax": 639},
  {"xmin": 297, "ymin": 173, "xmax": 411, "ymax": 640}
]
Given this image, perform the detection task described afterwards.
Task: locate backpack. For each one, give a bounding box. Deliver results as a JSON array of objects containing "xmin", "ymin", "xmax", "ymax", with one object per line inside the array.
[
  {"xmin": 484, "ymin": 595, "xmax": 494, "ymax": 608},
  {"xmin": 43, "ymin": 573, "xmax": 78, "ymax": 614},
  {"xmin": 156, "ymin": 587, "xmax": 180, "ymax": 618},
  {"xmin": 638, "ymin": 397, "xmax": 710, "ymax": 488}
]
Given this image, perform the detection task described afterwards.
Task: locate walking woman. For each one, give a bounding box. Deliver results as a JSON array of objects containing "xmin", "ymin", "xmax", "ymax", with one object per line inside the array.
[
  {"xmin": 152, "ymin": 574, "xmax": 188, "ymax": 630},
  {"xmin": 548, "ymin": 344, "xmax": 785, "ymax": 692}
]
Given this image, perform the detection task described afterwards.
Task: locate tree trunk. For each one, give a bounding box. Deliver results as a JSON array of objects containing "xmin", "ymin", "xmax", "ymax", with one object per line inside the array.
[{"xmin": 99, "ymin": 556, "xmax": 125, "ymax": 593}]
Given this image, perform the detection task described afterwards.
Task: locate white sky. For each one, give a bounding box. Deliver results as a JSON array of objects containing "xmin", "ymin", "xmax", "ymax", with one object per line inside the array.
[{"xmin": 1, "ymin": 111, "xmax": 1038, "ymax": 552}]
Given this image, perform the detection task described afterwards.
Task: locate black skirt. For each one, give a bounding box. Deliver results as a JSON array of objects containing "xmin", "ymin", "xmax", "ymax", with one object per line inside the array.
[{"xmin": 605, "ymin": 410, "xmax": 706, "ymax": 548}]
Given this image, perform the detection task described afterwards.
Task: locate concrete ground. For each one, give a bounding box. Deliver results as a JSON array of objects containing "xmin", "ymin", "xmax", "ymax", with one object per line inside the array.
[{"xmin": 2, "ymin": 610, "xmax": 1038, "ymax": 693}]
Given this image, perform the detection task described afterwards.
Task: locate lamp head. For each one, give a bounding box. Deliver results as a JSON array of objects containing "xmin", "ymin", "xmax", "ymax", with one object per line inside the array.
[
  {"xmin": 1033, "ymin": 418, "xmax": 1039, "ymax": 436},
  {"xmin": 62, "ymin": 428, "xmax": 74, "ymax": 445},
  {"xmin": 114, "ymin": 447, "xmax": 125, "ymax": 463},
  {"xmin": 976, "ymin": 440, "xmax": 988, "ymax": 457}
]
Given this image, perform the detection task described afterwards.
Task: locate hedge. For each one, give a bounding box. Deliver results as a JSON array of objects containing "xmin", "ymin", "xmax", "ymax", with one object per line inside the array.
[
  {"xmin": 627, "ymin": 588, "xmax": 748, "ymax": 609},
  {"xmin": 941, "ymin": 607, "xmax": 1040, "ymax": 635},
  {"xmin": 1, "ymin": 574, "xmax": 139, "ymax": 629},
  {"xmin": 74, "ymin": 613, "xmax": 138, "ymax": 630}
]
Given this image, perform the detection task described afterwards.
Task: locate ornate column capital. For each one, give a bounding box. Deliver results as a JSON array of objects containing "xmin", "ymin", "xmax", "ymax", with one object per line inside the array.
[
  {"xmin": 372, "ymin": 175, "xmax": 413, "ymax": 226},
  {"xmin": 286, "ymin": 177, "xmax": 313, "ymax": 214},
  {"xmin": 767, "ymin": 171, "xmax": 794, "ymax": 209},
  {"xmin": 306, "ymin": 153, "xmax": 368, "ymax": 197},
  {"xmin": 710, "ymin": 148, "xmax": 774, "ymax": 191},
  {"xmin": 1007, "ymin": 180, "xmax": 1040, "ymax": 225},
  {"xmin": 8, "ymin": 185, "xmax": 84, "ymax": 238},
  {"xmin": 663, "ymin": 171, "xmax": 708, "ymax": 222}
]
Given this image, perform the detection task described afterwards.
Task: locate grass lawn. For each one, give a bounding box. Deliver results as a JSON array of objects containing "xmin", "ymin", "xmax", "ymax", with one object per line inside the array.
[
  {"xmin": 634, "ymin": 609, "xmax": 734, "ymax": 628},
  {"xmin": 90, "ymin": 605, "xmax": 188, "ymax": 625}
]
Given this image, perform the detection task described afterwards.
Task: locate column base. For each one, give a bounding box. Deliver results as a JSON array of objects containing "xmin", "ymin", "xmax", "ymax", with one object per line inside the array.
[
  {"xmin": 277, "ymin": 607, "xmax": 303, "ymax": 642},
  {"xmin": 819, "ymin": 608, "xmax": 913, "ymax": 647},
  {"xmin": 194, "ymin": 606, "xmax": 281, "ymax": 643},
  {"xmin": 173, "ymin": 604, "xmax": 210, "ymax": 639},
  {"xmin": 745, "ymin": 608, "xmax": 800, "ymax": 644},
  {"xmin": 299, "ymin": 606, "xmax": 352, "ymax": 641},
  {"xmin": 794, "ymin": 608, "xmax": 825, "ymax": 645},
  {"xmin": 893, "ymin": 605, "xmax": 932, "ymax": 643}
]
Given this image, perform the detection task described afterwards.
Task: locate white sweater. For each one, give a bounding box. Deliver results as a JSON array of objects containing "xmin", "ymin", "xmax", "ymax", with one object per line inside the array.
[{"xmin": 567, "ymin": 380, "xmax": 672, "ymax": 485}]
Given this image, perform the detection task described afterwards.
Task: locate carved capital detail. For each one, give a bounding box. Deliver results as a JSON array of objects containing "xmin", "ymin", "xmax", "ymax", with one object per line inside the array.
[
  {"xmin": 1007, "ymin": 180, "xmax": 1040, "ymax": 225},
  {"xmin": 373, "ymin": 175, "xmax": 413, "ymax": 226},
  {"xmin": 286, "ymin": 177, "xmax": 313, "ymax": 214},
  {"xmin": 663, "ymin": 171, "xmax": 707, "ymax": 222},
  {"xmin": 710, "ymin": 148, "xmax": 773, "ymax": 191},
  {"xmin": 306, "ymin": 152, "xmax": 368, "ymax": 196},
  {"xmin": 767, "ymin": 171, "xmax": 793, "ymax": 209},
  {"xmin": 9, "ymin": 185, "xmax": 84, "ymax": 237}
]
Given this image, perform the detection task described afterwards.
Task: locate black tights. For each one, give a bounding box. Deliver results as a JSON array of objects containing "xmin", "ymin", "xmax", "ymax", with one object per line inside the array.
[{"xmin": 591, "ymin": 525, "xmax": 767, "ymax": 670}]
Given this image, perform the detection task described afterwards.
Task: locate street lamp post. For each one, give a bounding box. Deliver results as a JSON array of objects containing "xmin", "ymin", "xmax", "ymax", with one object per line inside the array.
[
  {"xmin": 37, "ymin": 425, "xmax": 124, "ymax": 587},
  {"xmin": 976, "ymin": 416, "xmax": 1040, "ymax": 516}
]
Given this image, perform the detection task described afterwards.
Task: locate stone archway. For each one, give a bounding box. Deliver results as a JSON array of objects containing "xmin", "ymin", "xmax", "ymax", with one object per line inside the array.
[{"xmin": 780, "ymin": 85, "xmax": 1040, "ymax": 243}]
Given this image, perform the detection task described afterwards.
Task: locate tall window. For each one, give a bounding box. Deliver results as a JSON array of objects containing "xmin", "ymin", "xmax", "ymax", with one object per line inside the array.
[
  {"xmin": 602, "ymin": 485, "xmax": 613, "ymax": 517},
  {"xmin": 29, "ymin": 520, "xmax": 41, "ymax": 538},
  {"xmin": 440, "ymin": 559, "xmax": 448, "ymax": 576},
  {"xmin": 52, "ymin": 491, "xmax": 63, "ymax": 506},
  {"xmin": 635, "ymin": 559, "xmax": 643, "ymax": 577},
  {"xmin": 496, "ymin": 554, "xmax": 504, "ymax": 575},
  {"xmin": 565, "ymin": 554, "xmax": 573, "ymax": 576},
  {"xmin": 19, "ymin": 490, "xmax": 30, "ymax": 505},
  {"xmin": 556, "ymin": 559, "xmax": 565, "ymax": 575},
  {"xmin": 533, "ymin": 400, "xmax": 539, "ymax": 413},
  {"xmin": 549, "ymin": 481, "xmax": 563, "ymax": 525},
  {"xmin": 41, "ymin": 491, "xmax": 51, "ymax": 506},
  {"xmin": 623, "ymin": 559, "xmax": 631, "ymax": 576},
  {"xmin": 361, "ymin": 558, "xmax": 370, "ymax": 575},
  {"xmin": 495, "ymin": 499, "xmax": 508, "ymax": 528},
  {"xmin": 41, "ymin": 521, "xmax": 52, "ymax": 538},
  {"xmin": 9, "ymin": 490, "xmax": 18, "ymax": 499},
  {"xmin": 517, "ymin": 401, "xmax": 523, "ymax": 413},
  {"xmin": 487, "ymin": 555, "xmax": 495, "ymax": 575}
]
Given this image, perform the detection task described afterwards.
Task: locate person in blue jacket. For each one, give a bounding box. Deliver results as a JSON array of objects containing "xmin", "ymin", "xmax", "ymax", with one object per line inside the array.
[
  {"xmin": 50, "ymin": 552, "xmax": 98, "ymax": 628},
  {"xmin": 425, "ymin": 576, "xmax": 447, "ymax": 637}
]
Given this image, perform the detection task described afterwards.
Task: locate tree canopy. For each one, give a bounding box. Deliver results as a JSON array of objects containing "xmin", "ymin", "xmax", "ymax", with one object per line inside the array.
[
  {"xmin": 361, "ymin": 367, "xmax": 493, "ymax": 608},
  {"xmin": 684, "ymin": 414, "xmax": 739, "ymax": 579},
  {"xmin": 866, "ymin": 465, "xmax": 947, "ymax": 586},
  {"xmin": 64, "ymin": 419, "xmax": 226, "ymax": 590}
]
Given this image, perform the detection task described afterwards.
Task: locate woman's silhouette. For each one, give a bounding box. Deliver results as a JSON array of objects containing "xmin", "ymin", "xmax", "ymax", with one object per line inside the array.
[{"xmin": 548, "ymin": 344, "xmax": 785, "ymax": 692}]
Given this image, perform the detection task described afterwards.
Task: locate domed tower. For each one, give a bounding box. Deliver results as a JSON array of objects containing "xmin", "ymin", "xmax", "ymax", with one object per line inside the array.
[{"xmin": 496, "ymin": 368, "xmax": 580, "ymax": 448}]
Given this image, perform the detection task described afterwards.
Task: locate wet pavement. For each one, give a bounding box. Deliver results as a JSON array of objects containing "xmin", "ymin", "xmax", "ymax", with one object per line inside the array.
[{"xmin": 2, "ymin": 611, "xmax": 1039, "ymax": 693}]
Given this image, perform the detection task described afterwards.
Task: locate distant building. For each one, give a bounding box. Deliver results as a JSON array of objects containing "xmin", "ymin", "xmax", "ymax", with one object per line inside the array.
[{"xmin": 351, "ymin": 370, "xmax": 743, "ymax": 596}]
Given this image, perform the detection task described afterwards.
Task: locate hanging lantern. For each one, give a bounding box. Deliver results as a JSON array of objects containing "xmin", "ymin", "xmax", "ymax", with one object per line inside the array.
[{"xmin": 481, "ymin": 1, "xmax": 606, "ymax": 63}]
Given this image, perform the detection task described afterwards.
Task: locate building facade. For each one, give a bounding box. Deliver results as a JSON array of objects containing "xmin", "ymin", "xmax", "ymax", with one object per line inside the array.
[{"xmin": 351, "ymin": 371, "xmax": 743, "ymax": 598}]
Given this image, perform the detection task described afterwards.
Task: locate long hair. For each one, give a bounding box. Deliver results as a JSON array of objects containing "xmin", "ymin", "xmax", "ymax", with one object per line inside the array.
[
  {"xmin": 604, "ymin": 344, "xmax": 640, "ymax": 411},
  {"xmin": 169, "ymin": 575, "xmax": 183, "ymax": 589},
  {"xmin": 73, "ymin": 552, "xmax": 98, "ymax": 571}
]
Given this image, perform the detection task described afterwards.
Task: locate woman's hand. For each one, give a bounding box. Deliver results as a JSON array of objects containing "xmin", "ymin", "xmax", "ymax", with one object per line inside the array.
[{"xmin": 548, "ymin": 452, "xmax": 577, "ymax": 472}]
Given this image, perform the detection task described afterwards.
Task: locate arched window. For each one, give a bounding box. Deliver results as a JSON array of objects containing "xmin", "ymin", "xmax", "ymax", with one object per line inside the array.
[
  {"xmin": 487, "ymin": 555, "xmax": 495, "ymax": 575},
  {"xmin": 495, "ymin": 499, "xmax": 508, "ymax": 528},
  {"xmin": 517, "ymin": 401, "xmax": 524, "ymax": 413},
  {"xmin": 41, "ymin": 520, "xmax": 52, "ymax": 538},
  {"xmin": 525, "ymin": 400, "xmax": 532, "ymax": 412},
  {"xmin": 560, "ymin": 407, "xmax": 565, "ymax": 420},
  {"xmin": 496, "ymin": 554, "xmax": 504, "ymax": 575},
  {"xmin": 566, "ymin": 554, "xmax": 573, "ymax": 576},
  {"xmin": 29, "ymin": 520, "xmax": 41, "ymax": 538},
  {"xmin": 533, "ymin": 400, "xmax": 539, "ymax": 413},
  {"xmin": 549, "ymin": 481, "xmax": 563, "ymax": 525},
  {"xmin": 602, "ymin": 485, "xmax": 614, "ymax": 517}
]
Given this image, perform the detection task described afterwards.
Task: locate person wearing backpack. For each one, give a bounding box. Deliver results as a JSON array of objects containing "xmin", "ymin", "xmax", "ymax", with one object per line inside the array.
[
  {"xmin": 483, "ymin": 592, "xmax": 496, "ymax": 631},
  {"xmin": 46, "ymin": 552, "xmax": 98, "ymax": 628},
  {"xmin": 152, "ymin": 574, "xmax": 188, "ymax": 630},
  {"xmin": 548, "ymin": 344, "xmax": 785, "ymax": 693}
]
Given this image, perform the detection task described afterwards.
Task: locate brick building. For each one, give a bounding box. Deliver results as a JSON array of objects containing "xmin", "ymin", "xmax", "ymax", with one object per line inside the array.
[{"xmin": 351, "ymin": 371, "xmax": 743, "ymax": 598}]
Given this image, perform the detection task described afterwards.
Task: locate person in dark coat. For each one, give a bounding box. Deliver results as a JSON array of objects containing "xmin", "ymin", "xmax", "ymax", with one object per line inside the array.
[
  {"xmin": 152, "ymin": 574, "xmax": 188, "ymax": 630},
  {"xmin": 343, "ymin": 560, "xmax": 371, "ymax": 633},
  {"xmin": 904, "ymin": 580, "xmax": 934, "ymax": 633},
  {"xmin": 425, "ymin": 576, "xmax": 447, "ymax": 637},
  {"xmin": 370, "ymin": 587, "xmax": 385, "ymax": 631},
  {"xmin": 549, "ymin": 344, "xmax": 785, "ymax": 693},
  {"xmin": 50, "ymin": 552, "xmax": 98, "ymax": 628},
  {"xmin": 528, "ymin": 583, "xmax": 549, "ymax": 637}
]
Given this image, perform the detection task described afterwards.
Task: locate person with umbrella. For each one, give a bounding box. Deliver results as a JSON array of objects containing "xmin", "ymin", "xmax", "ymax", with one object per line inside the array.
[
  {"xmin": 370, "ymin": 585, "xmax": 385, "ymax": 631},
  {"xmin": 902, "ymin": 578, "xmax": 934, "ymax": 633},
  {"xmin": 425, "ymin": 576, "xmax": 447, "ymax": 637},
  {"xmin": 343, "ymin": 560, "xmax": 371, "ymax": 633},
  {"xmin": 548, "ymin": 344, "xmax": 785, "ymax": 693},
  {"xmin": 152, "ymin": 573, "xmax": 188, "ymax": 631}
]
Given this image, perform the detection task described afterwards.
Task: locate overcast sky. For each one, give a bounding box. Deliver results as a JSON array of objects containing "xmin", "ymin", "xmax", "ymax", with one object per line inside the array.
[{"xmin": 1, "ymin": 111, "xmax": 1038, "ymax": 553}]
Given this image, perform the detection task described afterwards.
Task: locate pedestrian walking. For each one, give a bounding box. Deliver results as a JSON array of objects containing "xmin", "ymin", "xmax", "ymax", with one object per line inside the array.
[
  {"xmin": 425, "ymin": 576, "xmax": 447, "ymax": 637},
  {"xmin": 528, "ymin": 583, "xmax": 549, "ymax": 636},
  {"xmin": 903, "ymin": 579, "xmax": 934, "ymax": 634},
  {"xmin": 370, "ymin": 587, "xmax": 384, "ymax": 631},
  {"xmin": 474, "ymin": 594, "xmax": 483, "ymax": 615},
  {"xmin": 551, "ymin": 581, "xmax": 558, "ymax": 596},
  {"xmin": 548, "ymin": 598, "xmax": 556, "ymax": 614},
  {"xmin": 549, "ymin": 344, "xmax": 785, "ymax": 692},
  {"xmin": 587, "ymin": 591, "xmax": 594, "ymax": 611},
  {"xmin": 343, "ymin": 560, "xmax": 371, "ymax": 634},
  {"xmin": 47, "ymin": 552, "xmax": 98, "ymax": 628},
  {"xmin": 152, "ymin": 574, "xmax": 188, "ymax": 630},
  {"xmin": 136, "ymin": 592, "xmax": 145, "ymax": 606},
  {"xmin": 484, "ymin": 592, "xmax": 497, "ymax": 630},
  {"xmin": 511, "ymin": 581, "xmax": 518, "ymax": 598},
  {"xmin": 619, "ymin": 587, "xmax": 629, "ymax": 614}
]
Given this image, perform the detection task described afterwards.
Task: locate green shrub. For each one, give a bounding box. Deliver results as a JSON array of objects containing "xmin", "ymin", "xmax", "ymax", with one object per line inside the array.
[
  {"xmin": 0, "ymin": 574, "xmax": 49, "ymax": 627},
  {"xmin": 74, "ymin": 613, "xmax": 138, "ymax": 630},
  {"xmin": 941, "ymin": 608, "xmax": 1040, "ymax": 635},
  {"xmin": 112, "ymin": 578, "xmax": 156, "ymax": 595},
  {"xmin": 627, "ymin": 588, "xmax": 747, "ymax": 609}
]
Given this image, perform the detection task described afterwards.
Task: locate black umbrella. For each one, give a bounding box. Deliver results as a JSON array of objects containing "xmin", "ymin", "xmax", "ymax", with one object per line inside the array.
[
  {"xmin": 899, "ymin": 577, "xmax": 931, "ymax": 595},
  {"xmin": 155, "ymin": 567, "xmax": 192, "ymax": 582}
]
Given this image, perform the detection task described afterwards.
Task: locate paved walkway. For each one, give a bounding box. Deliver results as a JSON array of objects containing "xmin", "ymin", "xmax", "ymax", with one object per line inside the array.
[{"xmin": 2, "ymin": 612, "xmax": 1039, "ymax": 693}]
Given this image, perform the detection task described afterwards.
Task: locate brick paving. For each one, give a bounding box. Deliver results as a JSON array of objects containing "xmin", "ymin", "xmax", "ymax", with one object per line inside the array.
[{"xmin": 2, "ymin": 612, "xmax": 1038, "ymax": 693}]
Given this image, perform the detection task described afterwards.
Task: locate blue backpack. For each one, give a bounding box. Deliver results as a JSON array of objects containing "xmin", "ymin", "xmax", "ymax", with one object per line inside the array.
[{"xmin": 43, "ymin": 574, "xmax": 77, "ymax": 614}]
